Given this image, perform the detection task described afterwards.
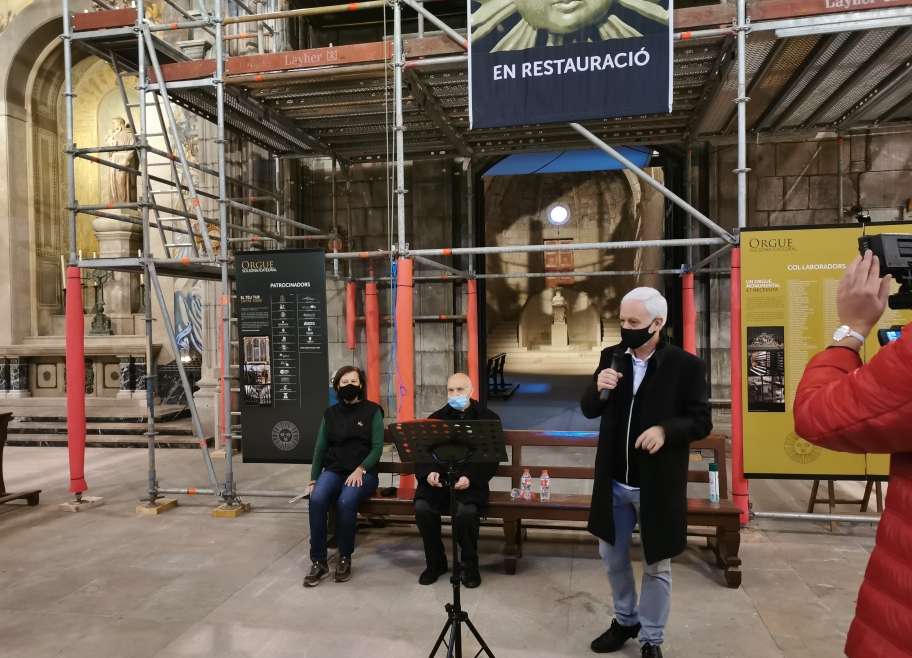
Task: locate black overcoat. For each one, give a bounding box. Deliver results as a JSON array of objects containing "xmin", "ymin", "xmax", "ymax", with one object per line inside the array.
[
  {"xmin": 413, "ymin": 401, "xmax": 501, "ymax": 511},
  {"xmin": 580, "ymin": 341, "xmax": 712, "ymax": 564}
]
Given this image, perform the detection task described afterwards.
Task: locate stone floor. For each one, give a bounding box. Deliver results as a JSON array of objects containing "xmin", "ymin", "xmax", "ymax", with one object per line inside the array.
[{"xmin": 0, "ymin": 443, "xmax": 879, "ymax": 658}]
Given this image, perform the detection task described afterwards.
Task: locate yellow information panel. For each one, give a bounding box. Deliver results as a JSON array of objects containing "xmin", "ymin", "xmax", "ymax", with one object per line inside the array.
[{"xmin": 741, "ymin": 224, "xmax": 911, "ymax": 479}]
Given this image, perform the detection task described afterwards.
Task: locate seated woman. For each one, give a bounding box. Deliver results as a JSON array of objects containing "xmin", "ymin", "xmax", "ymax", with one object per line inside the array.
[{"xmin": 304, "ymin": 366, "xmax": 383, "ymax": 587}]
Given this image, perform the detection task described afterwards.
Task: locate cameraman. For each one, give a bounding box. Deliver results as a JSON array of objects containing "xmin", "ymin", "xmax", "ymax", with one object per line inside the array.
[{"xmin": 794, "ymin": 250, "xmax": 911, "ymax": 658}]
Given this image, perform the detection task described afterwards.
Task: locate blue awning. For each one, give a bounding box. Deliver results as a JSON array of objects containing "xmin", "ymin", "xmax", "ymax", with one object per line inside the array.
[{"xmin": 483, "ymin": 147, "xmax": 652, "ymax": 176}]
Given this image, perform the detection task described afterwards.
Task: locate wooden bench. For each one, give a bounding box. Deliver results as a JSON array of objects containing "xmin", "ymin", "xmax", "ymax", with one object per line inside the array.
[
  {"xmin": 0, "ymin": 412, "xmax": 41, "ymax": 507},
  {"xmin": 360, "ymin": 430, "xmax": 742, "ymax": 588}
]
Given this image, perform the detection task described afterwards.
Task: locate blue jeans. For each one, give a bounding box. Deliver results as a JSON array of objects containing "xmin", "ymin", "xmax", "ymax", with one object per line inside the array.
[
  {"xmin": 309, "ymin": 470, "xmax": 378, "ymax": 561},
  {"xmin": 598, "ymin": 480, "xmax": 672, "ymax": 646}
]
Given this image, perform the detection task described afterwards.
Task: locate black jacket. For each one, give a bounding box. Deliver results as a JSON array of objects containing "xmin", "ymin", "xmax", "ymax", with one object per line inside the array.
[
  {"xmin": 581, "ymin": 341, "xmax": 712, "ymax": 564},
  {"xmin": 414, "ymin": 401, "xmax": 501, "ymax": 511}
]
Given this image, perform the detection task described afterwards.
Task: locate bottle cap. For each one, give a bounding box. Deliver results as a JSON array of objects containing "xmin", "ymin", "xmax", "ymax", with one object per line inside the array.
[
  {"xmin": 541, "ymin": 470, "xmax": 549, "ymax": 477},
  {"xmin": 708, "ymin": 462, "xmax": 718, "ymax": 471}
]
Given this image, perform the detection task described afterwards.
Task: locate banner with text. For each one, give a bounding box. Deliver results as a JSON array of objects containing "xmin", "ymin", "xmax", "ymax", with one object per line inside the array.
[
  {"xmin": 236, "ymin": 250, "xmax": 329, "ymax": 463},
  {"xmin": 469, "ymin": 0, "xmax": 673, "ymax": 129},
  {"xmin": 741, "ymin": 224, "xmax": 911, "ymax": 479}
]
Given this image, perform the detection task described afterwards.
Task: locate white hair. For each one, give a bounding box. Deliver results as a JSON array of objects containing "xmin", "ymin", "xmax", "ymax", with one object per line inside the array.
[{"xmin": 621, "ymin": 287, "xmax": 667, "ymax": 321}]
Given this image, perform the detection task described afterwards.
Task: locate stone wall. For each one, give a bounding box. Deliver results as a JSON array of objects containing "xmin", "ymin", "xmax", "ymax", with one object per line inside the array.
[
  {"xmin": 305, "ymin": 158, "xmax": 466, "ymax": 419},
  {"xmin": 705, "ymin": 132, "xmax": 912, "ymax": 406}
]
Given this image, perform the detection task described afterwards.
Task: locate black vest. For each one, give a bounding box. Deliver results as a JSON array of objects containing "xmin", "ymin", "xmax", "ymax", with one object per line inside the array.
[{"xmin": 323, "ymin": 400, "xmax": 382, "ymax": 474}]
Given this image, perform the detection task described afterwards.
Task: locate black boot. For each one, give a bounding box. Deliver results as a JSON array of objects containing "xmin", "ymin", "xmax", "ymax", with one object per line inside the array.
[
  {"xmin": 590, "ymin": 619, "xmax": 641, "ymax": 653},
  {"xmin": 461, "ymin": 560, "xmax": 481, "ymax": 588},
  {"xmin": 641, "ymin": 643, "xmax": 663, "ymax": 658},
  {"xmin": 303, "ymin": 560, "xmax": 329, "ymax": 588},
  {"xmin": 334, "ymin": 556, "xmax": 352, "ymax": 583},
  {"xmin": 419, "ymin": 558, "xmax": 448, "ymax": 585}
]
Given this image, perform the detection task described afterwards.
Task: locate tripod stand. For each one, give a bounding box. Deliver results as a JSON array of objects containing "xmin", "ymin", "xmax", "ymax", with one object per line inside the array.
[
  {"xmin": 387, "ymin": 420, "xmax": 505, "ymax": 658},
  {"xmin": 428, "ymin": 455, "xmax": 495, "ymax": 658}
]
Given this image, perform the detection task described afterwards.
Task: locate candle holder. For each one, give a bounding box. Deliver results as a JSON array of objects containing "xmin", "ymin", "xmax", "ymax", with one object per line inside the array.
[{"xmin": 88, "ymin": 269, "xmax": 114, "ymax": 336}]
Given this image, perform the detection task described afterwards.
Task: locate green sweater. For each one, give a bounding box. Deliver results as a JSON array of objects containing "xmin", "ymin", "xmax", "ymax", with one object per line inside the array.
[{"xmin": 310, "ymin": 409, "xmax": 384, "ymax": 481}]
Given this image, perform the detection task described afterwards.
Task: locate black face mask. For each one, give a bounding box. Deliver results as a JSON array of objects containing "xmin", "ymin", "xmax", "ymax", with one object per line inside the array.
[
  {"xmin": 621, "ymin": 325, "xmax": 657, "ymax": 350},
  {"xmin": 338, "ymin": 384, "xmax": 361, "ymax": 402}
]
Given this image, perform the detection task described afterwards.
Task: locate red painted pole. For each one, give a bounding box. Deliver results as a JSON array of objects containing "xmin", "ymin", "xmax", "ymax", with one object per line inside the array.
[
  {"xmin": 682, "ymin": 271, "xmax": 696, "ymax": 355},
  {"xmin": 395, "ymin": 257, "xmax": 416, "ymax": 493},
  {"xmin": 466, "ymin": 278, "xmax": 480, "ymax": 399},
  {"xmin": 65, "ymin": 266, "xmax": 87, "ymax": 495},
  {"xmin": 729, "ymin": 248, "xmax": 749, "ymax": 524},
  {"xmin": 365, "ymin": 281, "xmax": 381, "ymax": 404},
  {"xmin": 345, "ymin": 281, "xmax": 357, "ymax": 351}
]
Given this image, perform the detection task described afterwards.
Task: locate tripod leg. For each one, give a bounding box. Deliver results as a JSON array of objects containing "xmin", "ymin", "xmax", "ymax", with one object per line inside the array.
[
  {"xmin": 449, "ymin": 619, "xmax": 460, "ymax": 658},
  {"xmin": 430, "ymin": 619, "xmax": 453, "ymax": 658},
  {"xmin": 464, "ymin": 617, "xmax": 495, "ymax": 657}
]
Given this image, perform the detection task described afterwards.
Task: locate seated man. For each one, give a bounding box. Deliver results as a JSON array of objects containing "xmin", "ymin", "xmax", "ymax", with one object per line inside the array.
[{"xmin": 414, "ymin": 372, "xmax": 500, "ymax": 588}]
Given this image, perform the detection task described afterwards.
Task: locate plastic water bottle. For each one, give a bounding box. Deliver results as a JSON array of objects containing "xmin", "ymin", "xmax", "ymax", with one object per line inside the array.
[
  {"xmin": 520, "ymin": 469, "xmax": 533, "ymax": 499},
  {"xmin": 708, "ymin": 463, "xmax": 720, "ymax": 503},
  {"xmin": 539, "ymin": 470, "xmax": 551, "ymax": 502}
]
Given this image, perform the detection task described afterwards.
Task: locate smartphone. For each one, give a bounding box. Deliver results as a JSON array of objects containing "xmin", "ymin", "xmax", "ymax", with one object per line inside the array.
[{"xmin": 877, "ymin": 325, "xmax": 903, "ymax": 346}]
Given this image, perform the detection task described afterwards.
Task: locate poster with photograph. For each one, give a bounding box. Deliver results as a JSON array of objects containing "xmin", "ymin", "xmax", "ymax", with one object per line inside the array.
[
  {"xmin": 746, "ymin": 327, "xmax": 785, "ymax": 412},
  {"xmin": 236, "ymin": 250, "xmax": 328, "ymax": 463},
  {"xmin": 740, "ymin": 224, "xmax": 912, "ymax": 479}
]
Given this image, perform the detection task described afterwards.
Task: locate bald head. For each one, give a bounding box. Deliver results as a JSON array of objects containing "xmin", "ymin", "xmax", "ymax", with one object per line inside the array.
[{"xmin": 447, "ymin": 373, "xmax": 473, "ymax": 398}]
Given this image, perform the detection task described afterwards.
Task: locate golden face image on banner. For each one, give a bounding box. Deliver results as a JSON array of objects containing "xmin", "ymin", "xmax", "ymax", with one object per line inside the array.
[{"xmin": 472, "ymin": 0, "xmax": 669, "ymax": 52}]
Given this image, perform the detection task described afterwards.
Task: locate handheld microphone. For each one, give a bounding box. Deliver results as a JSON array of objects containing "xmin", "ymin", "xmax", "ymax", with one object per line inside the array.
[{"xmin": 599, "ymin": 349, "xmax": 626, "ymax": 401}]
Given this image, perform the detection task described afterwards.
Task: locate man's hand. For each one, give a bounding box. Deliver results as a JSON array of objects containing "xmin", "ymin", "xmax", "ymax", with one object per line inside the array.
[
  {"xmin": 427, "ymin": 472, "xmax": 443, "ymax": 488},
  {"xmin": 454, "ymin": 476, "xmax": 470, "ymax": 490},
  {"xmin": 307, "ymin": 480, "xmax": 315, "ymax": 496},
  {"xmin": 345, "ymin": 466, "xmax": 364, "ymax": 487},
  {"xmin": 596, "ymin": 368, "xmax": 623, "ymax": 392},
  {"xmin": 635, "ymin": 426, "xmax": 666, "ymax": 454},
  {"xmin": 838, "ymin": 250, "xmax": 892, "ymax": 339}
]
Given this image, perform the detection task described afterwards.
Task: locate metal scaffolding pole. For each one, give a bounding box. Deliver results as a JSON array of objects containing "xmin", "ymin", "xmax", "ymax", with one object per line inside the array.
[
  {"xmin": 401, "ymin": 0, "xmax": 468, "ymax": 49},
  {"xmin": 411, "ymin": 254, "xmax": 467, "ymax": 277},
  {"xmin": 223, "ymin": 0, "xmax": 386, "ymax": 25},
  {"xmin": 142, "ymin": 26, "xmax": 215, "ymax": 259},
  {"xmin": 147, "ymin": 262, "xmax": 222, "ymax": 496},
  {"xmin": 136, "ymin": 0, "xmax": 160, "ymax": 506},
  {"xmin": 215, "ymin": 0, "xmax": 239, "ymax": 507},
  {"xmin": 408, "ymin": 237, "xmax": 725, "ymax": 258},
  {"xmin": 394, "ymin": 0, "xmax": 407, "ymax": 255},
  {"xmin": 570, "ymin": 123, "xmax": 736, "ymax": 244}
]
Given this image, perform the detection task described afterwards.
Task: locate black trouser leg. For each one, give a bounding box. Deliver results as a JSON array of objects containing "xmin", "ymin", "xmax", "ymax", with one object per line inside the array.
[
  {"xmin": 453, "ymin": 502, "xmax": 480, "ymax": 567},
  {"xmin": 415, "ymin": 498, "xmax": 447, "ymax": 568}
]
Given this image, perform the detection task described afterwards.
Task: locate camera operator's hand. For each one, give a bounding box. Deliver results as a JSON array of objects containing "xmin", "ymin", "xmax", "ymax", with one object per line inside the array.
[{"xmin": 838, "ymin": 250, "xmax": 893, "ymax": 341}]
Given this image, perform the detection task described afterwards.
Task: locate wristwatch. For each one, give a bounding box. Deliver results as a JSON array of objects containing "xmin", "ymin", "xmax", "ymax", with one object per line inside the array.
[{"xmin": 832, "ymin": 325, "xmax": 866, "ymax": 343}]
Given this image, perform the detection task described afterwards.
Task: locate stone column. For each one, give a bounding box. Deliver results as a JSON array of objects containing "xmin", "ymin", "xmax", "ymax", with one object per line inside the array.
[
  {"xmin": 193, "ymin": 281, "xmax": 221, "ymax": 438},
  {"xmin": 7, "ymin": 357, "xmax": 30, "ymax": 398},
  {"xmin": 92, "ymin": 217, "xmax": 141, "ymax": 334}
]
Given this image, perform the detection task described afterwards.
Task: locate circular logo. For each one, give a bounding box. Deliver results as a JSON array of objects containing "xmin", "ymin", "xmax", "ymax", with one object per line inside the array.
[
  {"xmin": 784, "ymin": 432, "xmax": 822, "ymax": 465},
  {"xmin": 271, "ymin": 421, "xmax": 300, "ymax": 452}
]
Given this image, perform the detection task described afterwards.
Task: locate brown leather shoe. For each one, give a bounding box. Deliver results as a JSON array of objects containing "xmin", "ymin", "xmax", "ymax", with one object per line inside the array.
[
  {"xmin": 303, "ymin": 560, "xmax": 329, "ymax": 588},
  {"xmin": 334, "ymin": 556, "xmax": 352, "ymax": 582}
]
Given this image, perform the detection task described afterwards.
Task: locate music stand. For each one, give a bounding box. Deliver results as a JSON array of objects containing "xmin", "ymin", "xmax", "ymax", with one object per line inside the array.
[{"xmin": 388, "ymin": 420, "xmax": 507, "ymax": 658}]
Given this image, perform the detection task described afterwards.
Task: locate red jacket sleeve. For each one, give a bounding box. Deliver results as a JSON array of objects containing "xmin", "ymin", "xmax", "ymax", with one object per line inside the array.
[{"xmin": 794, "ymin": 322, "xmax": 912, "ymax": 454}]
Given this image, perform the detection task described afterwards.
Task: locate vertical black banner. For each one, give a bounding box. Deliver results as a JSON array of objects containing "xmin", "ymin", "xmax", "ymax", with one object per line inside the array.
[
  {"xmin": 469, "ymin": 0, "xmax": 673, "ymax": 129},
  {"xmin": 236, "ymin": 250, "xmax": 328, "ymax": 463}
]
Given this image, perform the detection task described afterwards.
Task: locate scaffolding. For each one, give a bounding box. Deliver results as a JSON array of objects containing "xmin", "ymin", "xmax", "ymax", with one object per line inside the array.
[{"xmin": 61, "ymin": 0, "xmax": 912, "ymax": 513}]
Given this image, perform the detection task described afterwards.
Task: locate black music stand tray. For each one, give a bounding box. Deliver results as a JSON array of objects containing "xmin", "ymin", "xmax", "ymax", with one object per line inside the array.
[{"xmin": 388, "ymin": 419, "xmax": 507, "ymax": 658}]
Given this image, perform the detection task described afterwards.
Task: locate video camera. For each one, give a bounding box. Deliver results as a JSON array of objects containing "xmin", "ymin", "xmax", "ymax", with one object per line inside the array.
[{"xmin": 858, "ymin": 234, "xmax": 912, "ymax": 310}]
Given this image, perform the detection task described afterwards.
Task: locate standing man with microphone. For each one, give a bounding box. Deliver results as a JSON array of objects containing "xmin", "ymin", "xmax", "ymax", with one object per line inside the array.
[{"xmin": 581, "ymin": 287, "xmax": 712, "ymax": 658}]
